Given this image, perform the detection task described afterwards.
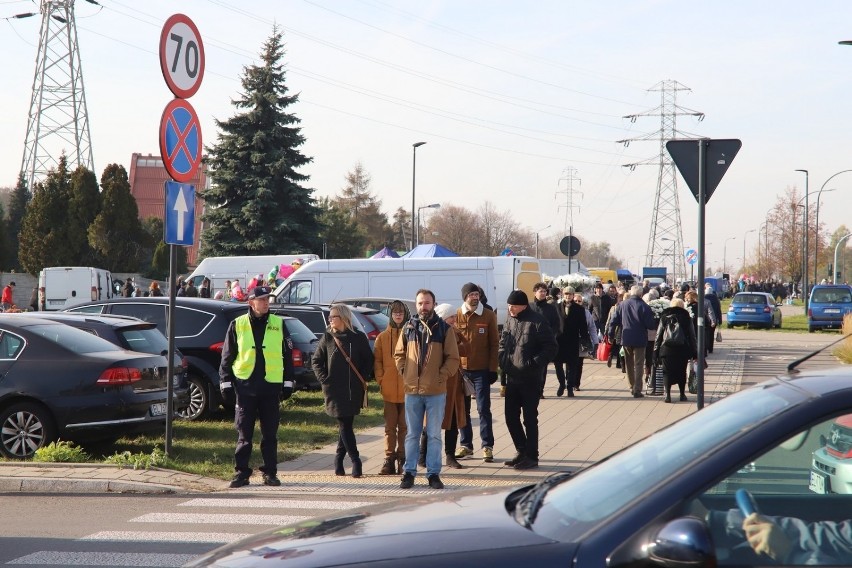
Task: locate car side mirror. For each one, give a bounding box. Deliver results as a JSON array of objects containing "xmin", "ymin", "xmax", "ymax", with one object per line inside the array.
[{"xmin": 647, "ymin": 517, "xmax": 716, "ymax": 568}]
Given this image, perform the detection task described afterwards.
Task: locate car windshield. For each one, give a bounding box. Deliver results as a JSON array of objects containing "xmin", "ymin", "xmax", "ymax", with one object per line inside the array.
[
  {"xmin": 531, "ymin": 382, "xmax": 796, "ymax": 542},
  {"xmin": 283, "ymin": 318, "xmax": 316, "ymax": 344},
  {"xmin": 732, "ymin": 294, "xmax": 767, "ymax": 305},
  {"xmin": 116, "ymin": 326, "xmax": 168, "ymax": 355},
  {"xmin": 28, "ymin": 323, "xmax": 121, "ymax": 354}
]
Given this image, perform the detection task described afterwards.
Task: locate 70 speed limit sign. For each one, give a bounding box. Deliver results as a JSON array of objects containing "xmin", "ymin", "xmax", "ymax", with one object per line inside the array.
[{"xmin": 159, "ymin": 14, "xmax": 205, "ymax": 99}]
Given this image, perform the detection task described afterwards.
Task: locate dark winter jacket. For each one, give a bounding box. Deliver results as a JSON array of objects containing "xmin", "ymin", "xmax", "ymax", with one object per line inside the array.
[
  {"xmin": 498, "ymin": 306, "xmax": 557, "ymax": 384},
  {"xmin": 312, "ymin": 328, "xmax": 373, "ymax": 418},
  {"xmin": 555, "ymin": 301, "xmax": 590, "ymax": 364},
  {"xmin": 653, "ymin": 306, "xmax": 697, "ymax": 361},
  {"xmin": 529, "ymin": 298, "xmax": 562, "ymax": 336},
  {"xmin": 608, "ymin": 295, "xmax": 657, "ymax": 347},
  {"xmin": 705, "ymin": 290, "xmax": 723, "ymax": 327}
]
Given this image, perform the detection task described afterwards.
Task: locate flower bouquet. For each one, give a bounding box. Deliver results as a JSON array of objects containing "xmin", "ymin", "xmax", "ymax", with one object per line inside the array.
[{"xmin": 546, "ymin": 273, "xmax": 598, "ymax": 294}]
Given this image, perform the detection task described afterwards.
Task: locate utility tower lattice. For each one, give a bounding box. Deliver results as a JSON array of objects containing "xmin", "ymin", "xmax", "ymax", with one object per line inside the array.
[
  {"xmin": 618, "ymin": 80, "xmax": 704, "ymax": 285},
  {"xmin": 556, "ymin": 166, "xmax": 582, "ymax": 235},
  {"xmin": 20, "ymin": 0, "xmax": 94, "ymax": 191}
]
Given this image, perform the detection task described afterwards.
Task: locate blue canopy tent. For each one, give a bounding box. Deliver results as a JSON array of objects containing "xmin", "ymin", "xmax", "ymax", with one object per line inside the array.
[
  {"xmin": 370, "ymin": 246, "xmax": 400, "ymax": 259},
  {"xmin": 401, "ymin": 244, "xmax": 459, "ymax": 258}
]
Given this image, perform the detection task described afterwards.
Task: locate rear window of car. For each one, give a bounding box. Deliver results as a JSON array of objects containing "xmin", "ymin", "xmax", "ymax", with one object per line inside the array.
[
  {"xmin": 364, "ymin": 312, "xmax": 389, "ymax": 330},
  {"xmin": 283, "ymin": 318, "xmax": 316, "ymax": 344},
  {"xmin": 732, "ymin": 294, "xmax": 768, "ymax": 305},
  {"xmin": 27, "ymin": 323, "xmax": 121, "ymax": 354},
  {"xmin": 116, "ymin": 326, "xmax": 169, "ymax": 355},
  {"xmin": 811, "ymin": 288, "xmax": 852, "ymax": 304}
]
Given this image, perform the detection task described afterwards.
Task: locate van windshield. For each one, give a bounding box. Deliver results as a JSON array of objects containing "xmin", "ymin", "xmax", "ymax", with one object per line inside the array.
[
  {"xmin": 812, "ymin": 288, "xmax": 852, "ymax": 304},
  {"xmin": 276, "ymin": 280, "xmax": 311, "ymax": 304}
]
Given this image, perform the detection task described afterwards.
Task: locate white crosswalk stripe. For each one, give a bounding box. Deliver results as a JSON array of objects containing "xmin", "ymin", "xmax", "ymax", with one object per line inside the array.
[{"xmin": 5, "ymin": 495, "xmax": 382, "ymax": 567}]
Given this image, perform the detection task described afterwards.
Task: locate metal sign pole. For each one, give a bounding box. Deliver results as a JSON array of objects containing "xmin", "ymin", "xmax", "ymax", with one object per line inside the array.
[
  {"xmin": 165, "ymin": 243, "xmax": 177, "ymax": 456},
  {"xmin": 696, "ymin": 140, "xmax": 707, "ymax": 410}
]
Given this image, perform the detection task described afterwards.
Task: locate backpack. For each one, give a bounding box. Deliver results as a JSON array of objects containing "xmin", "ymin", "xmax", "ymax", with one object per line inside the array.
[{"xmin": 662, "ymin": 316, "xmax": 685, "ymax": 348}]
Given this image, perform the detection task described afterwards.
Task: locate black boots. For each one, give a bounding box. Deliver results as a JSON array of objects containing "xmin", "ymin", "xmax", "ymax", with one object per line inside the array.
[
  {"xmin": 334, "ymin": 445, "xmax": 346, "ymax": 476},
  {"xmin": 351, "ymin": 457, "xmax": 363, "ymax": 478}
]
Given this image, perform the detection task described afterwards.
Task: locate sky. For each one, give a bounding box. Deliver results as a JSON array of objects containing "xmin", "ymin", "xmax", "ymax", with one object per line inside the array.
[{"xmin": 2, "ymin": 0, "xmax": 852, "ymax": 276}]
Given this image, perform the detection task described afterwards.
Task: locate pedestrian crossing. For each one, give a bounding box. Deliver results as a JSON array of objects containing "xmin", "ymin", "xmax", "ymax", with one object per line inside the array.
[{"xmin": 5, "ymin": 495, "xmax": 377, "ymax": 567}]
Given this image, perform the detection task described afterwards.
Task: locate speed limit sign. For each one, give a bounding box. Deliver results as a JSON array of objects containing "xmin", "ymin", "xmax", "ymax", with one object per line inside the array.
[{"xmin": 159, "ymin": 14, "xmax": 205, "ymax": 99}]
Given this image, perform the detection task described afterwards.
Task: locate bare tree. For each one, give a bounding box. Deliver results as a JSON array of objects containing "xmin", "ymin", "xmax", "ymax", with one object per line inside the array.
[
  {"xmin": 425, "ymin": 204, "xmax": 482, "ymax": 255},
  {"xmin": 765, "ymin": 186, "xmax": 802, "ymax": 283},
  {"xmin": 477, "ymin": 201, "xmax": 523, "ymax": 256}
]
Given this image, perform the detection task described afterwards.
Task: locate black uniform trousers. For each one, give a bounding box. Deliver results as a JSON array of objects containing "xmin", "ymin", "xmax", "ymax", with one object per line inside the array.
[
  {"xmin": 234, "ymin": 389, "xmax": 280, "ymax": 478},
  {"xmin": 504, "ymin": 379, "xmax": 540, "ymax": 460}
]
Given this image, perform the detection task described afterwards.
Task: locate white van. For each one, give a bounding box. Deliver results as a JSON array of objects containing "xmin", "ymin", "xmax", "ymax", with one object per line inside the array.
[
  {"xmin": 187, "ymin": 254, "xmax": 319, "ymax": 296},
  {"xmin": 38, "ymin": 267, "xmax": 113, "ymax": 311},
  {"xmin": 271, "ymin": 256, "xmax": 542, "ymax": 326}
]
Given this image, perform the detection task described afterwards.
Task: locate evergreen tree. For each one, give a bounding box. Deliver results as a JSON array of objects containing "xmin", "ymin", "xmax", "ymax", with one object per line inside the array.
[
  {"xmin": 19, "ymin": 155, "xmax": 76, "ymax": 275},
  {"xmin": 317, "ymin": 197, "xmax": 367, "ymax": 258},
  {"xmin": 69, "ymin": 166, "xmax": 102, "ymax": 265},
  {"xmin": 0, "ymin": 201, "xmax": 10, "ymax": 270},
  {"xmin": 334, "ymin": 162, "xmax": 392, "ymax": 252},
  {"xmin": 151, "ymin": 240, "xmax": 187, "ymax": 280},
  {"xmin": 6, "ymin": 173, "xmax": 30, "ymax": 270},
  {"xmin": 389, "ymin": 207, "xmax": 412, "ymax": 251},
  {"xmin": 200, "ymin": 27, "xmax": 320, "ymax": 257},
  {"xmin": 88, "ymin": 164, "xmax": 146, "ymax": 271}
]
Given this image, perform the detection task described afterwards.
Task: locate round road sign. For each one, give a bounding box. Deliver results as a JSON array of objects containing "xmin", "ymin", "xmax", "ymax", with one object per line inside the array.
[
  {"xmin": 159, "ymin": 98, "xmax": 202, "ymax": 183},
  {"xmin": 160, "ymin": 14, "xmax": 205, "ymax": 99},
  {"xmin": 685, "ymin": 248, "xmax": 698, "ymax": 265}
]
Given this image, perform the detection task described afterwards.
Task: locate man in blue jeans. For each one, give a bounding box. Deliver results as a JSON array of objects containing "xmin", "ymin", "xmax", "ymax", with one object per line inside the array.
[
  {"xmin": 394, "ymin": 289, "xmax": 460, "ymax": 489},
  {"xmin": 454, "ymin": 282, "xmax": 499, "ymax": 464}
]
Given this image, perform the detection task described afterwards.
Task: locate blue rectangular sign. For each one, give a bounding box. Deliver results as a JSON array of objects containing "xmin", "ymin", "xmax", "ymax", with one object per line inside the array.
[{"xmin": 164, "ymin": 181, "xmax": 195, "ymax": 246}]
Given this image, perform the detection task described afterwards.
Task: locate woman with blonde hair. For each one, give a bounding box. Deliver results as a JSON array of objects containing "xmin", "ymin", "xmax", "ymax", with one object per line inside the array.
[{"xmin": 312, "ymin": 304, "xmax": 373, "ymax": 477}]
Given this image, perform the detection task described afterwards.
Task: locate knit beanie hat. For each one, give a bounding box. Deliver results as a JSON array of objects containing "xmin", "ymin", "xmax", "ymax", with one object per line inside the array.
[
  {"xmin": 461, "ymin": 282, "xmax": 478, "ymax": 300},
  {"xmin": 506, "ymin": 290, "xmax": 529, "ymax": 306},
  {"xmin": 434, "ymin": 303, "xmax": 456, "ymax": 320}
]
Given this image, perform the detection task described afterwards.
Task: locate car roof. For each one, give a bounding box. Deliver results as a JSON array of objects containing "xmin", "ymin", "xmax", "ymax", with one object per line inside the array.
[
  {"xmin": 67, "ymin": 297, "xmax": 250, "ymax": 313},
  {"xmin": 15, "ymin": 312, "xmax": 155, "ymax": 329}
]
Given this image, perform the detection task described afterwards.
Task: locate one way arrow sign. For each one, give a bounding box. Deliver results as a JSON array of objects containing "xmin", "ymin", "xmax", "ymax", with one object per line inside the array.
[{"xmin": 164, "ymin": 181, "xmax": 195, "ymax": 246}]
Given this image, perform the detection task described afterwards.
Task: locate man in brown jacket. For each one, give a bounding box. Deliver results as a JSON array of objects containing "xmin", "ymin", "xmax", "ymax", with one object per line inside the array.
[
  {"xmin": 394, "ymin": 289, "xmax": 460, "ymax": 490},
  {"xmin": 454, "ymin": 282, "xmax": 499, "ymax": 463}
]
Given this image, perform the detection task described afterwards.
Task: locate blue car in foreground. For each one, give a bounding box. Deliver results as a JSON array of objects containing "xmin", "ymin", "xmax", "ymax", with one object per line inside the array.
[
  {"xmin": 726, "ymin": 292, "xmax": 782, "ymax": 329},
  {"xmin": 808, "ymin": 284, "xmax": 852, "ymax": 332}
]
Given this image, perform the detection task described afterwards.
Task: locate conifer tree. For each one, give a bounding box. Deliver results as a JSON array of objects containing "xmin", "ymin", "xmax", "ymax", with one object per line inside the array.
[
  {"xmin": 88, "ymin": 164, "xmax": 145, "ymax": 271},
  {"xmin": 6, "ymin": 173, "xmax": 30, "ymax": 270},
  {"xmin": 200, "ymin": 27, "xmax": 320, "ymax": 256},
  {"xmin": 334, "ymin": 162, "xmax": 393, "ymax": 252},
  {"xmin": 317, "ymin": 197, "xmax": 367, "ymax": 258},
  {"xmin": 69, "ymin": 166, "xmax": 102, "ymax": 265}
]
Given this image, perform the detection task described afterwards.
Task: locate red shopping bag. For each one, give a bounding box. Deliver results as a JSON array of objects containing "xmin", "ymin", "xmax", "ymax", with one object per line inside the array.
[{"xmin": 596, "ymin": 341, "xmax": 611, "ymax": 362}]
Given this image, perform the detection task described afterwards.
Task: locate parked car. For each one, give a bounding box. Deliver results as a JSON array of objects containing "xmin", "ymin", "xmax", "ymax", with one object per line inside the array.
[
  {"xmin": 726, "ymin": 291, "xmax": 782, "ymax": 329},
  {"xmin": 188, "ymin": 366, "xmax": 852, "ymax": 567},
  {"xmin": 338, "ymin": 297, "xmax": 416, "ymax": 319},
  {"xmin": 272, "ymin": 303, "xmax": 368, "ymax": 338},
  {"xmin": 65, "ymin": 298, "xmax": 318, "ymax": 419},
  {"xmin": 807, "ymin": 284, "xmax": 852, "ymax": 332},
  {"xmin": 0, "ymin": 316, "xmax": 179, "ymax": 459},
  {"xmin": 11, "ymin": 312, "xmax": 189, "ymax": 411},
  {"xmin": 811, "ymin": 413, "xmax": 852, "ymax": 494}
]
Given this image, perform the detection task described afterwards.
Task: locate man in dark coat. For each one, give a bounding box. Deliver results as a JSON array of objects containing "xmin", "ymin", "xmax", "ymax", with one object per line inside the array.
[
  {"xmin": 704, "ymin": 283, "xmax": 723, "ymax": 354},
  {"xmin": 528, "ymin": 282, "xmax": 561, "ymax": 398},
  {"xmin": 499, "ymin": 290, "xmax": 557, "ymax": 470}
]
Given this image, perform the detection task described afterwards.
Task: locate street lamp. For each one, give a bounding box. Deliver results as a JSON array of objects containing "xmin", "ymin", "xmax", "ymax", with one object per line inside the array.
[
  {"xmin": 410, "ymin": 142, "xmax": 426, "ymax": 250},
  {"xmin": 416, "ymin": 203, "xmax": 440, "ymax": 246},
  {"xmin": 534, "ymin": 224, "xmax": 551, "ymax": 259},
  {"xmin": 723, "ymin": 236, "xmax": 737, "ymax": 275},
  {"xmin": 834, "ymin": 233, "xmax": 852, "ymax": 284},
  {"xmin": 743, "ymin": 229, "xmax": 756, "ymax": 274},
  {"xmin": 814, "ymin": 185, "xmax": 841, "ymax": 284},
  {"xmin": 794, "ymin": 169, "xmax": 808, "ymax": 308}
]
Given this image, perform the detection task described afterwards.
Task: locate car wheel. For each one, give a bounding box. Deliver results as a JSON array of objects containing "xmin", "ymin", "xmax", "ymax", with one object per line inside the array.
[
  {"xmin": 176, "ymin": 375, "xmax": 209, "ymax": 421},
  {"xmin": 0, "ymin": 402, "xmax": 57, "ymax": 459}
]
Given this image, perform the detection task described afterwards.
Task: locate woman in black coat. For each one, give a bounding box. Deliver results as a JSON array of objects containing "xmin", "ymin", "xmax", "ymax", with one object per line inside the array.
[
  {"xmin": 652, "ymin": 298, "xmax": 697, "ymax": 403},
  {"xmin": 312, "ymin": 304, "xmax": 373, "ymax": 478},
  {"xmin": 554, "ymin": 292, "xmax": 591, "ymax": 398}
]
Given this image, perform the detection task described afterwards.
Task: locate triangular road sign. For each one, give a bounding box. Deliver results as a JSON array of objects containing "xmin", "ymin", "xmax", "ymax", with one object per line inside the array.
[{"xmin": 666, "ymin": 138, "xmax": 741, "ymax": 203}]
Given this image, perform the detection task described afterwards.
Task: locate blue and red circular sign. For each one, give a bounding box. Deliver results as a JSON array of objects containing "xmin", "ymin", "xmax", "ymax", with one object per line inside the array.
[
  {"xmin": 159, "ymin": 98, "xmax": 202, "ymax": 183},
  {"xmin": 685, "ymin": 248, "xmax": 698, "ymax": 266}
]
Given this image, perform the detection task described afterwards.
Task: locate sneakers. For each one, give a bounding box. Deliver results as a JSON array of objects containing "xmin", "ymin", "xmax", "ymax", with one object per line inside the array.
[
  {"xmin": 482, "ymin": 447, "xmax": 494, "ymax": 463},
  {"xmin": 454, "ymin": 446, "xmax": 473, "ymax": 458},
  {"xmin": 428, "ymin": 475, "xmax": 445, "ymax": 489},
  {"xmin": 399, "ymin": 472, "xmax": 415, "ymax": 489},
  {"xmin": 262, "ymin": 474, "xmax": 281, "ymax": 487},
  {"xmin": 503, "ymin": 453, "xmax": 523, "ymax": 467},
  {"xmin": 513, "ymin": 457, "xmax": 539, "ymax": 470},
  {"xmin": 229, "ymin": 476, "xmax": 250, "ymax": 488}
]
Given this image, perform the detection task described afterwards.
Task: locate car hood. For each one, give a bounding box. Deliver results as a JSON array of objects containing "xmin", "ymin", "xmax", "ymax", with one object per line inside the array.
[{"xmin": 187, "ymin": 487, "xmax": 569, "ymax": 567}]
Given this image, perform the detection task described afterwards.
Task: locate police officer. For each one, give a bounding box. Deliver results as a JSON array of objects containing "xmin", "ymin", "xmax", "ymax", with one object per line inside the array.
[{"xmin": 219, "ymin": 285, "xmax": 295, "ymax": 488}]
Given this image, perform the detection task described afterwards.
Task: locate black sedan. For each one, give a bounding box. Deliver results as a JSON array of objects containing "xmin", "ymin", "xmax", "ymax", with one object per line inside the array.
[
  {"xmin": 188, "ymin": 367, "xmax": 852, "ymax": 567},
  {"xmin": 0, "ymin": 316, "xmax": 178, "ymax": 458}
]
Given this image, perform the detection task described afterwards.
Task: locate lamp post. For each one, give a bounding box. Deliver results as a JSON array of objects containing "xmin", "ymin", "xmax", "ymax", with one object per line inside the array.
[
  {"xmin": 794, "ymin": 169, "xmax": 808, "ymax": 309},
  {"xmin": 723, "ymin": 236, "xmax": 737, "ymax": 275},
  {"xmin": 743, "ymin": 229, "xmax": 756, "ymax": 274},
  {"xmin": 814, "ymin": 184, "xmax": 842, "ymax": 283},
  {"xmin": 410, "ymin": 142, "xmax": 426, "ymax": 250},
  {"xmin": 416, "ymin": 203, "xmax": 440, "ymax": 246},
  {"xmin": 834, "ymin": 233, "xmax": 852, "ymax": 284},
  {"xmin": 534, "ymin": 224, "xmax": 551, "ymax": 259}
]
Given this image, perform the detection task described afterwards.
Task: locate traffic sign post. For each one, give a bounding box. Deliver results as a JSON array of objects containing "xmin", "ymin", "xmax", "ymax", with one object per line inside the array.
[
  {"xmin": 667, "ymin": 138, "xmax": 741, "ymax": 410},
  {"xmin": 159, "ymin": 13, "xmax": 205, "ymax": 456}
]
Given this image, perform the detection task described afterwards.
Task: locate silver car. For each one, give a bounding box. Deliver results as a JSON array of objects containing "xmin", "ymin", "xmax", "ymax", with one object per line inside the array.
[{"xmin": 811, "ymin": 414, "xmax": 852, "ymax": 494}]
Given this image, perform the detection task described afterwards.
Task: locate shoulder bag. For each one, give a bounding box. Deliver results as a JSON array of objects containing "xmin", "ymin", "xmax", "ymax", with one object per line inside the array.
[{"xmin": 332, "ymin": 336, "xmax": 369, "ymax": 408}]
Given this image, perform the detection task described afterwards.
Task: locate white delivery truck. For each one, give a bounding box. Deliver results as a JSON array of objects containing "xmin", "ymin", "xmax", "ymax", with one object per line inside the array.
[
  {"xmin": 38, "ymin": 267, "xmax": 113, "ymax": 311},
  {"xmin": 186, "ymin": 254, "xmax": 320, "ymax": 295},
  {"xmin": 270, "ymin": 256, "xmax": 542, "ymax": 326}
]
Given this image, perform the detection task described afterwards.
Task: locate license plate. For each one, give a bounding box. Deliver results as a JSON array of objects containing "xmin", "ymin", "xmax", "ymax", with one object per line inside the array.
[
  {"xmin": 742, "ymin": 308, "xmax": 756, "ymax": 313},
  {"xmin": 48, "ymin": 299, "xmax": 65, "ymax": 305},
  {"xmin": 150, "ymin": 403, "xmax": 167, "ymax": 416},
  {"xmin": 809, "ymin": 470, "xmax": 827, "ymax": 494},
  {"xmin": 825, "ymin": 309, "xmax": 841, "ymax": 314}
]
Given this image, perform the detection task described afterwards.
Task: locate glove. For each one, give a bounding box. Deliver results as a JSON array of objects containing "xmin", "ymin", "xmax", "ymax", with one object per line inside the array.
[
  {"xmin": 219, "ymin": 379, "xmax": 233, "ymax": 398},
  {"xmin": 280, "ymin": 380, "xmax": 295, "ymax": 401},
  {"xmin": 487, "ymin": 371, "xmax": 498, "ymax": 385}
]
